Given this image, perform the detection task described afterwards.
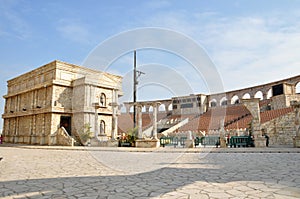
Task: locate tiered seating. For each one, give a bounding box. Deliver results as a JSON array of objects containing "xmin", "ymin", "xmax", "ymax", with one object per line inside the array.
[
  {"xmin": 225, "ymin": 114, "xmax": 252, "ymax": 130},
  {"xmin": 225, "ymin": 107, "xmax": 294, "ymax": 130},
  {"xmin": 118, "ymin": 111, "xmax": 169, "ymax": 134},
  {"xmin": 118, "ymin": 103, "xmax": 294, "ymax": 136},
  {"xmin": 178, "ymin": 104, "xmax": 251, "ymax": 132},
  {"xmin": 260, "ymin": 107, "xmax": 293, "ymax": 123}
]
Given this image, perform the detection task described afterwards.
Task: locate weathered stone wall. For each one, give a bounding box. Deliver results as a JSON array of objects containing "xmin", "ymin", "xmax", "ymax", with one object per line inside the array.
[
  {"xmin": 261, "ymin": 112, "xmax": 296, "ymax": 146},
  {"xmin": 272, "ymin": 94, "xmax": 300, "ymax": 110},
  {"xmin": 53, "ymin": 85, "xmax": 72, "ymax": 109},
  {"xmin": 2, "ymin": 60, "xmax": 122, "ymax": 146}
]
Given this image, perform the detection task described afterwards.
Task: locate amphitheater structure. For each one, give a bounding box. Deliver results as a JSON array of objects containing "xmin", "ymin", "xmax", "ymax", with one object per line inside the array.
[{"xmin": 120, "ymin": 75, "xmax": 300, "ymax": 147}]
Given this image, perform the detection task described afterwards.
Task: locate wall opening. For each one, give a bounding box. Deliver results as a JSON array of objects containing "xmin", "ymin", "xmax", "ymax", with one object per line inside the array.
[
  {"xmin": 242, "ymin": 93, "xmax": 250, "ymax": 99},
  {"xmin": 210, "ymin": 99, "xmax": 217, "ymax": 107},
  {"xmin": 231, "ymin": 95, "xmax": 239, "ymax": 104},
  {"xmin": 60, "ymin": 116, "xmax": 72, "ymax": 135},
  {"xmin": 296, "ymin": 82, "xmax": 300, "ymax": 94},
  {"xmin": 267, "ymin": 89, "xmax": 272, "ymax": 99},
  {"xmin": 254, "ymin": 91, "xmax": 263, "ymax": 100},
  {"xmin": 220, "ymin": 97, "xmax": 228, "ymax": 106},
  {"xmin": 159, "ymin": 104, "xmax": 166, "ymax": 112}
]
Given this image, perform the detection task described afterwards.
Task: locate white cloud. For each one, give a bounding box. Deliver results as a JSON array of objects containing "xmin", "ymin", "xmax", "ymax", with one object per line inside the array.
[
  {"xmin": 0, "ymin": 0, "xmax": 32, "ymax": 39},
  {"xmin": 201, "ymin": 14, "xmax": 300, "ymax": 90},
  {"xmin": 57, "ymin": 19, "xmax": 92, "ymax": 45}
]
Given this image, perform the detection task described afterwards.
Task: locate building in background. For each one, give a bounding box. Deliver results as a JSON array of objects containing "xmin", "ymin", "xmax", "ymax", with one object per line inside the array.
[{"xmin": 2, "ymin": 60, "xmax": 122, "ymax": 146}]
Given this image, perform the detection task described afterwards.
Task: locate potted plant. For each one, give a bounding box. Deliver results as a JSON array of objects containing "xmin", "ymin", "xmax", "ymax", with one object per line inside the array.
[
  {"xmin": 119, "ymin": 128, "xmax": 138, "ymax": 147},
  {"xmin": 80, "ymin": 123, "xmax": 94, "ymax": 146}
]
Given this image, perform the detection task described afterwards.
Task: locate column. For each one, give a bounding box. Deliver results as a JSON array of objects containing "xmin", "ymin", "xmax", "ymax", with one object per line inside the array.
[
  {"xmin": 152, "ymin": 102, "xmax": 159, "ymax": 139},
  {"xmin": 242, "ymin": 98, "xmax": 265, "ymax": 147},
  {"xmin": 110, "ymin": 89, "xmax": 118, "ymax": 140},
  {"xmin": 124, "ymin": 103, "xmax": 131, "ymax": 114},
  {"xmin": 263, "ymin": 92, "xmax": 268, "ymax": 100},
  {"xmin": 291, "ymin": 101, "xmax": 300, "ymax": 147},
  {"xmin": 219, "ymin": 119, "xmax": 227, "ymax": 148},
  {"xmin": 137, "ymin": 104, "xmax": 143, "ymax": 139}
]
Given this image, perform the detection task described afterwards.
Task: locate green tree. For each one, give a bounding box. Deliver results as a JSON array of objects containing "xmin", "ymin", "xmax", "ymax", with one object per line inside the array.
[{"xmin": 80, "ymin": 123, "xmax": 94, "ymax": 144}]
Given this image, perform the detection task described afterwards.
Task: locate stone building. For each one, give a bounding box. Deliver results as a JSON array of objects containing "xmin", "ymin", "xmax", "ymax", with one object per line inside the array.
[
  {"xmin": 120, "ymin": 75, "xmax": 300, "ymax": 147},
  {"xmin": 2, "ymin": 60, "xmax": 122, "ymax": 146}
]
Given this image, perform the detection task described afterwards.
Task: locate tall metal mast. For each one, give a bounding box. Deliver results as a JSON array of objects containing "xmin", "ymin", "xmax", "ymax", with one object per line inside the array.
[
  {"xmin": 133, "ymin": 50, "xmax": 137, "ymax": 128},
  {"xmin": 133, "ymin": 50, "xmax": 145, "ymax": 129}
]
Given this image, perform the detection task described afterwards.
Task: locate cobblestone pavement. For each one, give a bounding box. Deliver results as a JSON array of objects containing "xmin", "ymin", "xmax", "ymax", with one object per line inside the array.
[{"xmin": 0, "ymin": 146, "xmax": 300, "ymax": 199}]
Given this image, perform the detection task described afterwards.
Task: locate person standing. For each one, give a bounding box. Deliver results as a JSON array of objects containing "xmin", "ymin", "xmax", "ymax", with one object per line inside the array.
[{"xmin": 265, "ymin": 134, "xmax": 269, "ymax": 147}]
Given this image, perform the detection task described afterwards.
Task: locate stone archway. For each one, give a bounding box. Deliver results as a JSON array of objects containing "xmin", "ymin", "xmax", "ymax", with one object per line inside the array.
[
  {"xmin": 242, "ymin": 93, "xmax": 251, "ymax": 99},
  {"xmin": 209, "ymin": 99, "xmax": 217, "ymax": 107},
  {"xmin": 220, "ymin": 97, "xmax": 228, "ymax": 106},
  {"xmin": 159, "ymin": 104, "xmax": 166, "ymax": 112},
  {"xmin": 267, "ymin": 88, "xmax": 272, "ymax": 99},
  {"xmin": 254, "ymin": 91, "xmax": 263, "ymax": 100},
  {"xmin": 231, "ymin": 95, "xmax": 239, "ymax": 105},
  {"xmin": 296, "ymin": 82, "xmax": 300, "ymax": 94}
]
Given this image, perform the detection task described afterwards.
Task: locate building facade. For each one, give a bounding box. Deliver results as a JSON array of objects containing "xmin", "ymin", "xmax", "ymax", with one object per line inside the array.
[{"xmin": 2, "ymin": 60, "xmax": 122, "ymax": 146}]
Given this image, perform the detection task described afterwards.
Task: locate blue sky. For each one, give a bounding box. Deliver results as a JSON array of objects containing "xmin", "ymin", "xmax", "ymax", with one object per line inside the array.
[{"xmin": 1, "ymin": 0, "xmax": 300, "ymax": 129}]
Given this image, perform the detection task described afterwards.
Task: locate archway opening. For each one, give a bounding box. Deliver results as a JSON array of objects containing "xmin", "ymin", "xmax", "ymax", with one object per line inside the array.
[
  {"xmin": 231, "ymin": 95, "xmax": 239, "ymax": 105},
  {"xmin": 149, "ymin": 106, "xmax": 153, "ymax": 112},
  {"xmin": 210, "ymin": 99, "xmax": 217, "ymax": 107},
  {"xmin": 168, "ymin": 104, "xmax": 173, "ymax": 111},
  {"xmin": 129, "ymin": 106, "xmax": 134, "ymax": 113},
  {"xmin": 296, "ymin": 82, "xmax": 300, "ymax": 94},
  {"xmin": 242, "ymin": 93, "xmax": 250, "ymax": 99},
  {"xmin": 220, "ymin": 97, "xmax": 228, "ymax": 106},
  {"xmin": 267, "ymin": 89, "xmax": 272, "ymax": 99},
  {"xmin": 120, "ymin": 106, "xmax": 126, "ymax": 113},
  {"xmin": 159, "ymin": 104, "xmax": 166, "ymax": 112},
  {"xmin": 254, "ymin": 91, "xmax": 263, "ymax": 100}
]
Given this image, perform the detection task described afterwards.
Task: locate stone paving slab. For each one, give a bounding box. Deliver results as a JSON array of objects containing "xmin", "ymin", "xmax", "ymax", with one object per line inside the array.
[{"xmin": 0, "ymin": 145, "xmax": 300, "ymax": 199}]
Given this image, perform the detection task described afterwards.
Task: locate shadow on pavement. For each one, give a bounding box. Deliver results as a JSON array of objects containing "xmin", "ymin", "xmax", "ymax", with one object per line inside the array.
[{"xmin": 1, "ymin": 153, "xmax": 300, "ymax": 198}]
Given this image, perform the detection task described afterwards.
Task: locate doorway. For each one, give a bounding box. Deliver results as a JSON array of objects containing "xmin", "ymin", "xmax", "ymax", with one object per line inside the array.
[{"xmin": 60, "ymin": 116, "xmax": 72, "ymax": 135}]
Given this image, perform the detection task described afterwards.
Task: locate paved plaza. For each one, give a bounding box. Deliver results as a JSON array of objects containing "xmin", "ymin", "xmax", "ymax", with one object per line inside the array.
[{"xmin": 0, "ymin": 146, "xmax": 300, "ymax": 199}]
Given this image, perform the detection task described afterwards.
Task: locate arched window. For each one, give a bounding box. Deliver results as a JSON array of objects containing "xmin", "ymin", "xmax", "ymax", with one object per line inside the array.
[
  {"xmin": 100, "ymin": 93, "xmax": 106, "ymax": 107},
  {"xmin": 100, "ymin": 120, "xmax": 105, "ymax": 135},
  {"xmin": 210, "ymin": 101, "xmax": 217, "ymax": 107}
]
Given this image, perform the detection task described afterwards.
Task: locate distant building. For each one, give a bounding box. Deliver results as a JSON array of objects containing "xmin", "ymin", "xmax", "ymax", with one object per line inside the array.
[
  {"xmin": 2, "ymin": 60, "xmax": 122, "ymax": 146},
  {"xmin": 120, "ymin": 75, "xmax": 300, "ymax": 147}
]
